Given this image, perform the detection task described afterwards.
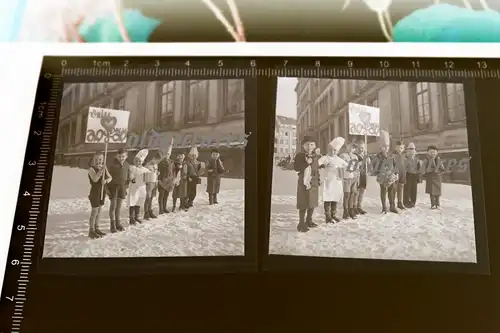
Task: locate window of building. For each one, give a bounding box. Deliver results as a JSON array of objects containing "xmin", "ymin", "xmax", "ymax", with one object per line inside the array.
[
  {"xmin": 90, "ymin": 84, "xmax": 98, "ymax": 99},
  {"xmin": 445, "ymin": 83, "xmax": 466, "ymax": 123},
  {"xmin": 186, "ymin": 80, "xmax": 208, "ymax": 123},
  {"xmin": 285, "ymin": 132, "xmax": 288, "ymax": 136},
  {"xmin": 97, "ymin": 83, "xmax": 106, "ymax": 94},
  {"xmin": 414, "ymin": 82, "xmax": 431, "ymax": 130},
  {"xmin": 224, "ymin": 79, "xmax": 245, "ymax": 115},
  {"xmin": 367, "ymin": 96, "xmax": 378, "ymax": 108},
  {"xmin": 274, "ymin": 138, "xmax": 277, "ymax": 144},
  {"xmin": 274, "ymin": 147, "xmax": 277, "ymax": 153},
  {"xmin": 283, "ymin": 148, "xmax": 288, "ymax": 154},
  {"xmin": 280, "ymin": 148, "xmax": 283, "ymax": 153},
  {"xmin": 115, "ymin": 97, "xmax": 126, "ymax": 110},
  {"xmin": 280, "ymin": 139, "xmax": 283, "ymax": 144},
  {"xmin": 158, "ymin": 81, "xmax": 175, "ymax": 128},
  {"xmin": 284, "ymin": 139, "xmax": 288, "ymax": 145}
]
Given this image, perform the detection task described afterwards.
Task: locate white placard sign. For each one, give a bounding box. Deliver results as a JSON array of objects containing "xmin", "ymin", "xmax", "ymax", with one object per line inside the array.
[
  {"xmin": 85, "ymin": 107, "xmax": 130, "ymax": 144},
  {"xmin": 348, "ymin": 103, "xmax": 380, "ymax": 136}
]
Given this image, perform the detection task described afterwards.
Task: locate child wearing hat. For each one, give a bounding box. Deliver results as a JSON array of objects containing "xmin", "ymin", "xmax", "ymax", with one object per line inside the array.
[
  {"xmin": 317, "ymin": 137, "xmax": 348, "ymax": 223},
  {"xmin": 423, "ymin": 145, "xmax": 445, "ymax": 209},
  {"xmin": 107, "ymin": 148, "xmax": 129, "ymax": 233},
  {"xmin": 372, "ymin": 130, "xmax": 399, "ymax": 214},
  {"xmin": 128, "ymin": 149, "xmax": 150, "ymax": 224},
  {"xmin": 87, "ymin": 152, "xmax": 112, "ymax": 239},
  {"xmin": 294, "ymin": 135, "xmax": 321, "ymax": 232},
  {"xmin": 339, "ymin": 142, "xmax": 360, "ymax": 219},
  {"xmin": 206, "ymin": 148, "xmax": 226, "ymax": 205}
]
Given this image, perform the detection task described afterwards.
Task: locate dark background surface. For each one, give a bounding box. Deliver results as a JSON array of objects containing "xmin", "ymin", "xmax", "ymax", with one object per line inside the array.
[
  {"xmin": 121, "ymin": 0, "xmax": 500, "ymax": 42},
  {"xmin": 8, "ymin": 0, "xmax": 500, "ymax": 329},
  {"xmin": 17, "ymin": 72, "xmax": 500, "ymax": 333}
]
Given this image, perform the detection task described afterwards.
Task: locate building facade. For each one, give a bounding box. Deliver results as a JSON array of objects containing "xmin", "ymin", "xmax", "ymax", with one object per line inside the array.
[
  {"xmin": 274, "ymin": 115, "xmax": 297, "ymax": 159},
  {"xmin": 56, "ymin": 79, "xmax": 246, "ymax": 178},
  {"xmin": 295, "ymin": 78, "xmax": 469, "ymax": 184}
]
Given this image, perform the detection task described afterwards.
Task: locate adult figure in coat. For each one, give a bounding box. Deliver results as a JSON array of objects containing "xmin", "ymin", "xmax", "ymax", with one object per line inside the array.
[
  {"xmin": 128, "ymin": 149, "xmax": 150, "ymax": 225},
  {"xmin": 206, "ymin": 148, "xmax": 226, "ymax": 205},
  {"xmin": 294, "ymin": 135, "xmax": 320, "ymax": 232},
  {"xmin": 318, "ymin": 137, "xmax": 348, "ymax": 223}
]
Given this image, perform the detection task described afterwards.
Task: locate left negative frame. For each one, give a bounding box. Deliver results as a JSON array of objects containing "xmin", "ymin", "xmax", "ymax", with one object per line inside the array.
[{"xmin": 15, "ymin": 56, "xmax": 258, "ymax": 275}]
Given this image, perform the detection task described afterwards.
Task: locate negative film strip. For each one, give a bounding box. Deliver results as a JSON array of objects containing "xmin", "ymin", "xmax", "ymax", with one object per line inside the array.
[{"xmin": 0, "ymin": 55, "xmax": 497, "ymax": 332}]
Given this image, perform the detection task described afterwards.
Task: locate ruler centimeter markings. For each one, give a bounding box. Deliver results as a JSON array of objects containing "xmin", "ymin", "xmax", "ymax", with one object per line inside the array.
[{"xmin": 59, "ymin": 66, "xmax": 497, "ymax": 80}]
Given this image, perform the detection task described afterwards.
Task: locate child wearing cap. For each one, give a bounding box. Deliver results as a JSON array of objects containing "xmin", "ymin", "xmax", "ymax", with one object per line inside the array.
[
  {"xmin": 393, "ymin": 141, "xmax": 408, "ymax": 210},
  {"xmin": 172, "ymin": 153, "xmax": 189, "ymax": 211},
  {"xmin": 423, "ymin": 145, "xmax": 445, "ymax": 209},
  {"xmin": 143, "ymin": 153, "xmax": 159, "ymax": 220},
  {"xmin": 206, "ymin": 148, "xmax": 226, "ymax": 205}
]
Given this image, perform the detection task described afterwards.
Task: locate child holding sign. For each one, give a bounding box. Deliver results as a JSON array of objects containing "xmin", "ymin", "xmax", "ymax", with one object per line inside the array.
[{"xmin": 87, "ymin": 152, "xmax": 112, "ymax": 239}]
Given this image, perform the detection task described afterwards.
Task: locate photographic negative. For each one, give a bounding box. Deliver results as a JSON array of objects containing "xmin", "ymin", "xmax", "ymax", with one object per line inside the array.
[
  {"xmin": 269, "ymin": 77, "xmax": 486, "ymax": 270},
  {"xmin": 42, "ymin": 77, "xmax": 251, "ymax": 261}
]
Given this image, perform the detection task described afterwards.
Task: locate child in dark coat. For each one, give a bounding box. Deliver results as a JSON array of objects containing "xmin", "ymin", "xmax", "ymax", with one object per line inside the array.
[{"xmin": 423, "ymin": 145, "xmax": 445, "ymax": 209}]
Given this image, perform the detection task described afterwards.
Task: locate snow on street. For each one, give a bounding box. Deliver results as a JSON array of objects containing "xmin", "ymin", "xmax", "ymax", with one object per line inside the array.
[
  {"xmin": 270, "ymin": 167, "xmax": 477, "ymax": 263},
  {"xmin": 43, "ymin": 166, "xmax": 245, "ymax": 258}
]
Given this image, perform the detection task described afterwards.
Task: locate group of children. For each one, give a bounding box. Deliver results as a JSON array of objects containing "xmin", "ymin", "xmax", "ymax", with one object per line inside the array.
[
  {"xmin": 86, "ymin": 145, "xmax": 227, "ymax": 239},
  {"xmin": 294, "ymin": 130, "xmax": 446, "ymax": 233}
]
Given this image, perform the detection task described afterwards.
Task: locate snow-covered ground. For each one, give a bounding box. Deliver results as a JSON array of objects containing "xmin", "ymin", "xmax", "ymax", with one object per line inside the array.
[
  {"xmin": 43, "ymin": 166, "xmax": 245, "ymax": 258},
  {"xmin": 270, "ymin": 167, "xmax": 477, "ymax": 263}
]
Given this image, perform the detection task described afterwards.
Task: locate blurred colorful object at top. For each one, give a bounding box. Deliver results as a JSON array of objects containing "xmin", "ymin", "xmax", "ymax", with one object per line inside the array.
[
  {"xmin": 0, "ymin": 0, "xmax": 28, "ymax": 41},
  {"xmin": 11, "ymin": 0, "xmax": 500, "ymax": 42}
]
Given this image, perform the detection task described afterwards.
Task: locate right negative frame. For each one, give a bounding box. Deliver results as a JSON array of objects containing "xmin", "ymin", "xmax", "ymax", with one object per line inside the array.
[{"xmin": 266, "ymin": 76, "xmax": 489, "ymax": 274}]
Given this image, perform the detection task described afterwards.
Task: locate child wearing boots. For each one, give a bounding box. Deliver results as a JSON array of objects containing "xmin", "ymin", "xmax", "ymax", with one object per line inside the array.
[
  {"xmin": 294, "ymin": 135, "xmax": 320, "ymax": 232},
  {"xmin": 423, "ymin": 145, "xmax": 445, "ymax": 209},
  {"xmin": 87, "ymin": 152, "xmax": 112, "ymax": 239},
  {"xmin": 157, "ymin": 143, "xmax": 175, "ymax": 214},
  {"xmin": 172, "ymin": 153, "xmax": 188, "ymax": 211},
  {"xmin": 206, "ymin": 148, "xmax": 226, "ymax": 205},
  {"xmin": 340, "ymin": 142, "xmax": 360, "ymax": 219},
  {"xmin": 372, "ymin": 130, "xmax": 399, "ymax": 214},
  {"xmin": 107, "ymin": 148, "xmax": 129, "ymax": 233},
  {"xmin": 317, "ymin": 137, "xmax": 348, "ymax": 224},
  {"xmin": 143, "ymin": 155, "xmax": 159, "ymax": 220},
  {"xmin": 128, "ymin": 149, "xmax": 150, "ymax": 225}
]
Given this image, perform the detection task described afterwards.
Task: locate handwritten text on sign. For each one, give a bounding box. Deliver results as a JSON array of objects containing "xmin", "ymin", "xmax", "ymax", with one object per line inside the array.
[
  {"xmin": 348, "ymin": 103, "xmax": 380, "ymax": 137},
  {"xmin": 85, "ymin": 107, "xmax": 130, "ymax": 144}
]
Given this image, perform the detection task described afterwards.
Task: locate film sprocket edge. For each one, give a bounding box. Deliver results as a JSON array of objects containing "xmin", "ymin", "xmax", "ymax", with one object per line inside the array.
[{"xmin": 1, "ymin": 55, "xmax": 495, "ymax": 332}]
